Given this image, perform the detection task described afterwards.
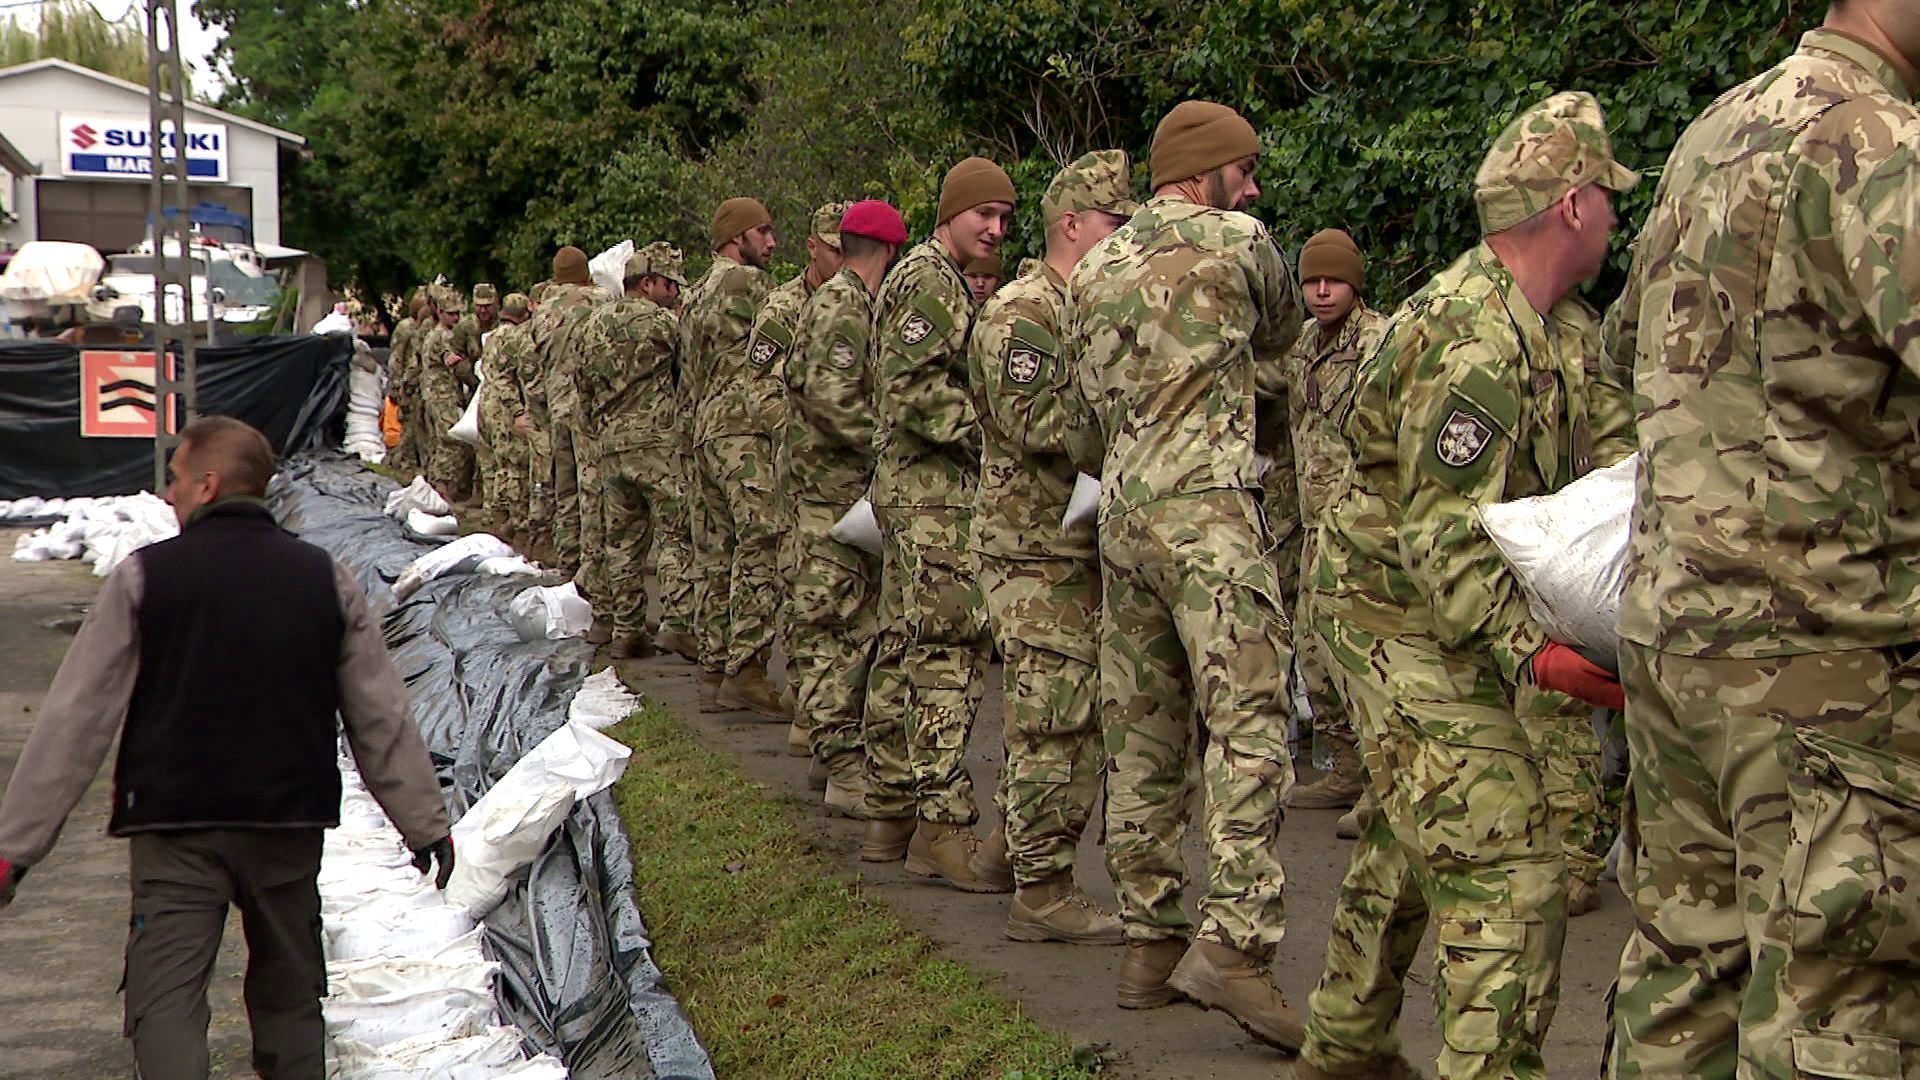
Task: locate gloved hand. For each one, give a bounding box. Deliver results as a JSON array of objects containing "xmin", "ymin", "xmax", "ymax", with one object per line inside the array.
[
  {"xmin": 1532, "ymin": 641, "xmax": 1625, "ymax": 710},
  {"xmin": 0, "ymin": 857, "xmax": 26, "ymax": 911},
  {"xmin": 411, "ymin": 837, "xmax": 456, "ymax": 890}
]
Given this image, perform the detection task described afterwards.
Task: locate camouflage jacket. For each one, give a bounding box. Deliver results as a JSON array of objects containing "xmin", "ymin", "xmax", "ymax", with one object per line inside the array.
[
  {"xmin": 1285, "ymin": 305, "xmax": 1389, "ymax": 523},
  {"xmin": 1068, "ymin": 194, "xmax": 1302, "ymax": 524},
  {"xmin": 871, "ymin": 239, "xmax": 981, "ymax": 509},
  {"xmin": 387, "ymin": 317, "xmax": 424, "ymax": 399},
  {"xmin": 450, "ymin": 315, "xmax": 487, "ymax": 392},
  {"xmin": 538, "ymin": 283, "xmax": 614, "ymax": 430},
  {"xmin": 681, "ymin": 255, "xmax": 773, "ymax": 444},
  {"xmin": 746, "ymin": 273, "xmax": 817, "ymax": 447},
  {"xmin": 581, "ymin": 294, "xmax": 681, "ymax": 457},
  {"xmin": 477, "ymin": 318, "xmax": 533, "ymax": 443},
  {"xmin": 783, "ymin": 266, "xmax": 878, "ymax": 509},
  {"xmin": 1608, "ymin": 29, "xmax": 1920, "ymax": 658},
  {"xmin": 525, "ymin": 283, "xmax": 603, "ymax": 431},
  {"xmin": 417, "ymin": 323, "xmax": 461, "ymax": 408},
  {"xmin": 1312, "ymin": 243, "xmax": 1633, "ymax": 705},
  {"xmin": 969, "ymin": 258, "xmax": 1095, "ymax": 562}
]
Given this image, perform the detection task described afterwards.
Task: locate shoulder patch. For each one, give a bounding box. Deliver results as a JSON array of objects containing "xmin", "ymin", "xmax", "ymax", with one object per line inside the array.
[
  {"xmin": 1006, "ymin": 346, "xmax": 1043, "ymax": 386},
  {"xmin": 749, "ymin": 335, "xmax": 783, "ymax": 366},
  {"xmin": 1419, "ymin": 393, "xmax": 1508, "ymax": 491},
  {"xmin": 901, "ymin": 313, "xmax": 935, "ymax": 345},
  {"xmin": 829, "ymin": 337, "xmax": 860, "ymax": 370},
  {"xmin": 897, "ymin": 289, "xmax": 958, "ymax": 353},
  {"xmin": 1435, "ymin": 409, "xmax": 1494, "ymax": 467}
]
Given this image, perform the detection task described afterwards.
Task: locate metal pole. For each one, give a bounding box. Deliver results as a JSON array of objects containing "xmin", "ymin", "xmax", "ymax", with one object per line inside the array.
[{"xmin": 146, "ymin": 0, "xmax": 196, "ymax": 492}]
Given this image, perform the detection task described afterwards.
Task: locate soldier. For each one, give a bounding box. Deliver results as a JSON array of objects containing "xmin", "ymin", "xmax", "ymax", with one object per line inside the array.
[
  {"xmin": 963, "ymin": 253, "xmax": 1003, "ymax": 307},
  {"xmin": 460, "ymin": 283, "xmax": 501, "ymax": 521},
  {"xmin": 782, "ymin": 200, "xmax": 908, "ymax": 823},
  {"xmin": 1067, "ymin": 99, "xmax": 1304, "ymax": 1048},
  {"xmin": 478, "ymin": 292, "xmax": 534, "ymax": 541},
  {"xmin": 748, "ymin": 202, "xmax": 848, "ymax": 751},
  {"xmin": 1605, "ymin": 5, "xmax": 1920, "ymax": 1077},
  {"xmin": 681, "ymin": 198, "xmax": 786, "ymax": 717},
  {"xmin": 652, "ymin": 274, "xmax": 702, "ymax": 664},
  {"xmin": 386, "ymin": 288, "xmax": 432, "ymax": 474},
  {"xmin": 858, "ymin": 158, "xmax": 1013, "ymax": 888},
  {"xmin": 418, "ymin": 286, "xmax": 474, "ymax": 502},
  {"xmin": 582, "ymin": 242, "xmax": 687, "ymax": 659},
  {"xmin": 970, "ymin": 150, "xmax": 1136, "ymax": 946},
  {"xmin": 1279, "ymin": 229, "xmax": 1386, "ymax": 816},
  {"xmin": 1295, "ymin": 92, "xmax": 1636, "ymax": 1080},
  {"xmin": 525, "ymin": 249, "xmax": 602, "ymax": 567}
]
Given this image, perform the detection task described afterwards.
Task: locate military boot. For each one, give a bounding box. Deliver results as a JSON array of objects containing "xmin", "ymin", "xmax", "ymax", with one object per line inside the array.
[
  {"xmin": 1288, "ymin": 737, "xmax": 1366, "ymax": 810},
  {"xmin": 717, "ymin": 659, "xmax": 789, "ymax": 720},
  {"xmin": 1568, "ymin": 876, "xmax": 1602, "ymax": 917},
  {"xmin": 1335, "ymin": 791, "xmax": 1378, "ymax": 841},
  {"xmin": 697, "ymin": 670, "xmax": 726, "ymax": 713},
  {"xmin": 786, "ymin": 718, "xmax": 811, "ymax": 758},
  {"xmin": 585, "ymin": 621, "xmax": 613, "ymax": 646},
  {"xmin": 1116, "ymin": 938, "xmax": 1189, "ymax": 1009},
  {"xmin": 653, "ymin": 629, "xmax": 699, "ymax": 664},
  {"xmin": 1166, "ymin": 939, "xmax": 1305, "ymax": 1052},
  {"xmin": 1293, "ymin": 1053, "xmax": 1428, "ymax": 1080},
  {"xmin": 612, "ymin": 635, "xmax": 657, "ymax": 660},
  {"xmin": 970, "ymin": 822, "xmax": 1015, "ymax": 891},
  {"xmin": 1007, "ymin": 873, "xmax": 1124, "ymax": 945},
  {"xmin": 905, "ymin": 820, "xmax": 1012, "ymax": 893},
  {"xmin": 860, "ymin": 817, "xmax": 915, "ymax": 862},
  {"xmin": 823, "ymin": 751, "xmax": 866, "ymax": 819}
]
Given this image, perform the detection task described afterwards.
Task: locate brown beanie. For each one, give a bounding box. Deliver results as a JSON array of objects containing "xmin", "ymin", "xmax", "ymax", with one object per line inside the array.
[
  {"xmin": 1150, "ymin": 100, "xmax": 1261, "ymax": 189},
  {"xmin": 552, "ymin": 246, "xmax": 590, "ymax": 285},
  {"xmin": 712, "ymin": 197, "xmax": 773, "ymax": 251},
  {"xmin": 937, "ymin": 157, "xmax": 1016, "ymax": 226},
  {"xmin": 1298, "ymin": 229, "xmax": 1365, "ymax": 291}
]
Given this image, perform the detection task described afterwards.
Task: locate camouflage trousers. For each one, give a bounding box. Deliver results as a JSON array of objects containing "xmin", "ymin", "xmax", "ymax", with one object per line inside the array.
[
  {"xmin": 1098, "ymin": 490, "xmax": 1294, "ymax": 958},
  {"xmin": 485, "ymin": 426, "xmax": 527, "ymax": 529},
  {"xmin": 1520, "ymin": 684, "xmax": 1609, "ymax": 887},
  {"xmin": 551, "ymin": 420, "xmax": 580, "ymax": 569},
  {"xmin": 424, "ymin": 386, "xmax": 474, "ymax": 500},
  {"xmin": 1610, "ymin": 643, "xmax": 1920, "ymax": 1080},
  {"xmin": 864, "ymin": 503, "xmax": 991, "ymax": 826},
  {"xmin": 1301, "ymin": 628, "xmax": 1565, "ymax": 1080},
  {"xmin": 524, "ymin": 419, "xmax": 553, "ymax": 547},
  {"xmin": 979, "ymin": 553, "xmax": 1104, "ymax": 886},
  {"xmin": 653, "ymin": 454, "xmax": 696, "ymax": 638},
  {"xmin": 789, "ymin": 501, "xmax": 879, "ymax": 765},
  {"xmin": 1287, "ymin": 531, "xmax": 1359, "ymax": 773},
  {"xmin": 599, "ymin": 448, "xmax": 677, "ymax": 641},
  {"xmin": 693, "ymin": 434, "xmax": 782, "ymax": 676},
  {"xmin": 575, "ymin": 430, "xmax": 605, "ymax": 601}
]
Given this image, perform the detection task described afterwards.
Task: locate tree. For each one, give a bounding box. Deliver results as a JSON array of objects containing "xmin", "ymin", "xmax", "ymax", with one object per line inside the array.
[{"xmin": 0, "ymin": 0, "xmax": 148, "ymax": 84}]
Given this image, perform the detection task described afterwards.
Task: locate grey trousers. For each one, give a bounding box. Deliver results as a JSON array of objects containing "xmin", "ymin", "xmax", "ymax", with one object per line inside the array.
[{"xmin": 125, "ymin": 828, "xmax": 325, "ymax": 1080}]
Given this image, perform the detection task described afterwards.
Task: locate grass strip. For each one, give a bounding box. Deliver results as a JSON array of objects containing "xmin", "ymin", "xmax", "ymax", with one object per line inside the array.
[{"xmin": 607, "ymin": 704, "xmax": 1104, "ymax": 1080}]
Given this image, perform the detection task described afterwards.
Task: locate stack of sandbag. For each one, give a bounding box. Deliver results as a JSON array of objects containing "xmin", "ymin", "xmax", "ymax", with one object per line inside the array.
[
  {"xmin": 8, "ymin": 493, "xmax": 179, "ymax": 576},
  {"xmin": 343, "ymin": 337, "xmax": 389, "ymax": 464}
]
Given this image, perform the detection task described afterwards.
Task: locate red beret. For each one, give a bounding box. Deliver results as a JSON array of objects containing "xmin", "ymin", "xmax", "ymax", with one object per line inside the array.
[{"xmin": 839, "ymin": 200, "xmax": 908, "ymax": 246}]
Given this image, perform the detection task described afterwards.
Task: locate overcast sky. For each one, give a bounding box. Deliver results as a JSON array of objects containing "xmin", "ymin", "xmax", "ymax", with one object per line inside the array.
[{"xmin": 76, "ymin": 0, "xmax": 227, "ymax": 96}]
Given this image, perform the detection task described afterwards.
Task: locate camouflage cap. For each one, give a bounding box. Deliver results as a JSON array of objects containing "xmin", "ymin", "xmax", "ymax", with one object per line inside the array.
[
  {"xmin": 501, "ymin": 291, "xmax": 531, "ymax": 315},
  {"xmin": 1042, "ymin": 149, "xmax": 1139, "ymax": 227},
  {"xmin": 624, "ymin": 241, "xmax": 687, "ymax": 288},
  {"xmin": 472, "ymin": 282, "xmax": 498, "ymax": 305},
  {"xmin": 812, "ymin": 201, "xmax": 850, "ymax": 250},
  {"xmin": 432, "ymin": 284, "xmax": 467, "ymax": 313},
  {"xmin": 1474, "ymin": 90, "xmax": 1638, "ymax": 236}
]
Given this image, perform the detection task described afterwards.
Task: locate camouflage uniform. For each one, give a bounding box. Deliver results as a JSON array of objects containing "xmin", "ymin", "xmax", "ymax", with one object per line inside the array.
[
  {"xmin": 524, "ymin": 282, "xmax": 602, "ymax": 554},
  {"xmin": 1605, "ymin": 31, "xmax": 1920, "ymax": 1080},
  {"xmin": 1067, "ymin": 192, "xmax": 1301, "ymax": 955},
  {"xmin": 386, "ymin": 311, "xmax": 426, "ymax": 472},
  {"xmin": 582, "ymin": 261, "xmax": 683, "ymax": 643},
  {"xmin": 454, "ymin": 293, "xmax": 497, "ymax": 510},
  {"xmin": 783, "ymin": 266, "xmax": 883, "ymax": 768},
  {"xmin": 970, "ymin": 256, "xmax": 1103, "ymax": 886},
  {"xmin": 1300, "ymin": 92, "xmax": 1638, "ymax": 1080},
  {"xmin": 865, "ymin": 238, "xmax": 991, "ymax": 825},
  {"xmin": 681, "ymin": 255, "xmax": 778, "ymax": 678},
  {"xmin": 477, "ymin": 310, "xmax": 534, "ymax": 527},
  {"xmin": 418, "ymin": 292, "xmax": 474, "ymax": 499}
]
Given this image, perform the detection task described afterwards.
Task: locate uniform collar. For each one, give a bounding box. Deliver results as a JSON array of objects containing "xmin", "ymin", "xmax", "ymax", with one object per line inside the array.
[
  {"xmin": 1803, "ymin": 28, "xmax": 1914, "ymax": 102},
  {"xmin": 1471, "ymin": 242, "xmax": 1555, "ymax": 371}
]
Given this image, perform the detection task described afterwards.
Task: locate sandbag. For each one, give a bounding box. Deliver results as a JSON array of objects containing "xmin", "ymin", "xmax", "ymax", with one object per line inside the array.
[
  {"xmin": 391, "ymin": 533, "xmax": 517, "ymax": 600},
  {"xmin": 829, "ymin": 498, "xmax": 883, "ymax": 555},
  {"xmin": 507, "ymin": 582, "xmax": 593, "ymax": 641},
  {"xmin": 1061, "ymin": 473, "xmax": 1101, "ymax": 530},
  {"xmin": 588, "ymin": 241, "xmax": 634, "ymax": 300},
  {"xmin": 449, "ymin": 381, "xmax": 483, "ymax": 448},
  {"xmin": 1477, "ymin": 455, "xmax": 1637, "ymax": 656}
]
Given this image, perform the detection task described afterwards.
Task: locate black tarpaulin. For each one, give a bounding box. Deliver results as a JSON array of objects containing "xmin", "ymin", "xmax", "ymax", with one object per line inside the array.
[
  {"xmin": 270, "ymin": 453, "xmax": 713, "ymax": 1080},
  {"xmin": 0, "ymin": 334, "xmax": 350, "ymax": 499}
]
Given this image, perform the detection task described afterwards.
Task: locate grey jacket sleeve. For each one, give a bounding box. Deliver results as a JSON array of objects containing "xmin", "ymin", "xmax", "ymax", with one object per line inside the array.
[
  {"xmin": 332, "ymin": 561, "xmax": 451, "ymax": 850},
  {"xmin": 0, "ymin": 557, "xmax": 145, "ymax": 867}
]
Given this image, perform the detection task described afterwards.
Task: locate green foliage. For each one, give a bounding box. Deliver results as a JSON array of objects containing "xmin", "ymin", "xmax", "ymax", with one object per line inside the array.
[{"xmin": 0, "ymin": 0, "xmax": 148, "ymax": 84}]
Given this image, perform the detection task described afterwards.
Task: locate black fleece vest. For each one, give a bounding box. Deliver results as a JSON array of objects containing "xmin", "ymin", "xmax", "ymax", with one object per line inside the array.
[{"xmin": 110, "ymin": 501, "xmax": 345, "ymax": 834}]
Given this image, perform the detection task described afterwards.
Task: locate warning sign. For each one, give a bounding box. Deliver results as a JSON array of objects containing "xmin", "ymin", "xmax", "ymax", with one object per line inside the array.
[{"xmin": 80, "ymin": 351, "xmax": 177, "ymax": 438}]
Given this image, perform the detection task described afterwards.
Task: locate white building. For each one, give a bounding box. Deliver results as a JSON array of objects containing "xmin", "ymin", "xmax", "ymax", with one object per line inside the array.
[{"xmin": 0, "ymin": 58, "xmax": 303, "ymax": 256}]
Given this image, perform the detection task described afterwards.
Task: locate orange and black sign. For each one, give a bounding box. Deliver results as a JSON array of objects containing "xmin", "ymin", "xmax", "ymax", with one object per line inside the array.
[{"xmin": 79, "ymin": 350, "xmax": 177, "ymax": 438}]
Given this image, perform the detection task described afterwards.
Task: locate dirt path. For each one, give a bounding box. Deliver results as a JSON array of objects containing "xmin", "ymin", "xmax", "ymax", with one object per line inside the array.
[
  {"xmin": 615, "ymin": 647, "xmax": 1629, "ymax": 1080},
  {"xmin": 0, "ymin": 528, "xmax": 251, "ymax": 1079}
]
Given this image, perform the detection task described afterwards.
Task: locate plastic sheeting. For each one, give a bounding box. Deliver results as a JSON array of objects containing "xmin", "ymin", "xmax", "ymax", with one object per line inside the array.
[
  {"xmin": 0, "ymin": 335, "xmax": 351, "ymax": 499},
  {"xmin": 270, "ymin": 452, "xmax": 714, "ymax": 1080}
]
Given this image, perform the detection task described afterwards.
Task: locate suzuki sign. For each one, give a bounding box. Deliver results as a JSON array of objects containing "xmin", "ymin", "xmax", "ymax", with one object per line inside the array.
[{"xmin": 60, "ymin": 113, "xmax": 229, "ymax": 183}]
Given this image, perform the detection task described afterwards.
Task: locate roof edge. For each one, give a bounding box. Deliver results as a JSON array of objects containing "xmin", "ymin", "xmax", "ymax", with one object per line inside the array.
[{"xmin": 0, "ymin": 58, "xmax": 305, "ymax": 146}]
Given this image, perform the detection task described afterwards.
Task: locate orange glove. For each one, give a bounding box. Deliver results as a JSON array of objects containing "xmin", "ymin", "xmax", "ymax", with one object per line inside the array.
[{"xmin": 1532, "ymin": 641, "xmax": 1625, "ymax": 710}]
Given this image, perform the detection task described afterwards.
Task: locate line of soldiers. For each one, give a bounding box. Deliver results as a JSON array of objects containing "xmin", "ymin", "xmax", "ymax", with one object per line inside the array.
[{"xmin": 379, "ymin": 7, "xmax": 1920, "ymax": 1070}]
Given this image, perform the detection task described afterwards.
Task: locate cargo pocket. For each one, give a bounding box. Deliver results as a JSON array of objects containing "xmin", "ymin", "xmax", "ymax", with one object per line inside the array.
[
  {"xmin": 1435, "ymin": 916, "xmax": 1532, "ymax": 1056},
  {"xmin": 1792, "ymin": 1029, "xmax": 1904, "ymax": 1080},
  {"xmin": 1780, "ymin": 727, "xmax": 1920, "ymax": 965},
  {"xmin": 908, "ymin": 546, "xmax": 984, "ymax": 644}
]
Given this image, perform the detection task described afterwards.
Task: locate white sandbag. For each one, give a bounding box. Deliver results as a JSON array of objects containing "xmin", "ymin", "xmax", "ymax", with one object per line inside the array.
[
  {"xmin": 475, "ymin": 555, "xmax": 541, "ymax": 577},
  {"xmin": 448, "ymin": 391, "xmax": 483, "ymax": 447},
  {"xmin": 325, "ymin": 899, "xmax": 475, "ymax": 963},
  {"xmin": 384, "ymin": 476, "xmax": 451, "ymax": 519},
  {"xmin": 1476, "ymin": 455, "xmax": 1638, "ymax": 656},
  {"xmin": 390, "ymin": 533, "xmax": 516, "ymax": 600},
  {"xmin": 330, "ymin": 1025, "xmax": 532, "ymax": 1077},
  {"xmin": 1061, "ymin": 472, "xmax": 1101, "ymax": 530},
  {"xmin": 588, "ymin": 240, "xmax": 635, "ymax": 300},
  {"xmin": 506, "ymin": 582, "xmax": 593, "ymax": 641},
  {"xmin": 7, "ymin": 493, "xmax": 178, "ymax": 571},
  {"xmin": 312, "ymin": 309, "xmax": 355, "ymax": 335},
  {"xmin": 325, "ymin": 984, "xmax": 497, "ymax": 1049},
  {"xmin": 441, "ymin": 722, "xmax": 632, "ymax": 917},
  {"xmin": 404, "ymin": 508, "xmax": 458, "ymax": 537},
  {"xmin": 568, "ymin": 668, "xmax": 640, "ymax": 731},
  {"xmin": 829, "ymin": 498, "xmax": 884, "ymax": 555}
]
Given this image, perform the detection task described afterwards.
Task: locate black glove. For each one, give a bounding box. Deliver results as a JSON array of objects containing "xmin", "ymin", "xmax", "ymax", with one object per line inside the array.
[{"xmin": 411, "ymin": 837, "xmax": 456, "ymax": 890}]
